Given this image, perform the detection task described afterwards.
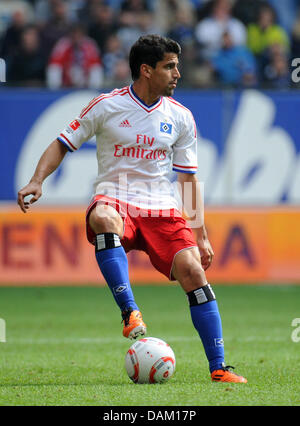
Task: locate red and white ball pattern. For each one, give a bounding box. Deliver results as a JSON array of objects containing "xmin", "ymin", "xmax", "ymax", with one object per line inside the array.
[{"xmin": 125, "ymin": 337, "xmax": 176, "ymax": 384}]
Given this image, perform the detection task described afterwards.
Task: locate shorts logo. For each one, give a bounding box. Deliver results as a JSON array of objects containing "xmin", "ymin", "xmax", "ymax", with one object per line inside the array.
[
  {"xmin": 214, "ymin": 338, "xmax": 224, "ymax": 347},
  {"xmin": 160, "ymin": 122, "xmax": 172, "ymax": 134},
  {"xmin": 113, "ymin": 284, "xmax": 128, "ymax": 295},
  {"xmin": 69, "ymin": 120, "xmax": 80, "ymax": 131}
]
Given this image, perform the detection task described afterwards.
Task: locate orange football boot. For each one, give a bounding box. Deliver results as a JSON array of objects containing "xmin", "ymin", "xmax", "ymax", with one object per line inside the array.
[
  {"xmin": 122, "ymin": 308, "xmax": 147, "ymax": 339},
  {"xmin": 211, "ymin": 364, "xmax": 247, "ymax": 383}
]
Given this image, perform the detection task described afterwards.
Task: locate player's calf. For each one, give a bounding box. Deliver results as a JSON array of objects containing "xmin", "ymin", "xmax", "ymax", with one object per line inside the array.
[
  {"xmin": 187, "ymin": 285, "xmax": 247, "ymax": 383},
  {"xmin": 93, "ymin": 230, "xmax": 141, "ymax": 336}
]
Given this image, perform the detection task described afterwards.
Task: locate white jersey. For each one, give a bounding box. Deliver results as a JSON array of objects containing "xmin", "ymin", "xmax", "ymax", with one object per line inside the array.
[{"xmin": 58, "ymin": 85, "xmax": 197, "ymax": 209}]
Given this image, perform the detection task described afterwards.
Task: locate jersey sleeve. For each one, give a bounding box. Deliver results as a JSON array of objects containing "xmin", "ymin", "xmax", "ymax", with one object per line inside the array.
[
  {"xmin": 172, "ymin": 110, "xmax": 198, "ymax": 174},
  {"xmin": 57, "ymin": 96, "xmax": 103, "ymax": 152}
]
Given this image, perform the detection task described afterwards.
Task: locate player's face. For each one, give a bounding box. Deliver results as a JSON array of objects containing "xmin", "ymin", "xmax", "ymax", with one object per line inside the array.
[{"xmin": 150, "ymin": 53, "xmax": 181, "ymax": 97}]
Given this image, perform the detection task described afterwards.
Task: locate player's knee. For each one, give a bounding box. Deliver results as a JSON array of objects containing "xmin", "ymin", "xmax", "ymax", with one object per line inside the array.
[{"xmin": 89, "ymin": 204, "xmax": 123, "ymax": 235}]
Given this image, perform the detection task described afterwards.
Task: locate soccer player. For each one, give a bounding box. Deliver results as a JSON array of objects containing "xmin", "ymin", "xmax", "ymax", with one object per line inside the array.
[{"xmin": 18, "ymin": 35, "xmax": 247, "ymax": 383}]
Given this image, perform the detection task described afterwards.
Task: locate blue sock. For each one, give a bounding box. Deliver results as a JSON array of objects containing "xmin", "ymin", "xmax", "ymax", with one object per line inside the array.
[
  {"xmin": 95, "ymin": 233, "xmax": 139, "ymax": 312},
  {"xmin": 187, "ymin": 285, "xmax": 225, "ymax": 373}
]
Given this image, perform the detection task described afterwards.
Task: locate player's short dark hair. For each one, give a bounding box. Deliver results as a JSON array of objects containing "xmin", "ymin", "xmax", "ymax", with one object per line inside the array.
[{"xmin": 129, "ymin": 34, "xmax": 181, "ymax": 81}]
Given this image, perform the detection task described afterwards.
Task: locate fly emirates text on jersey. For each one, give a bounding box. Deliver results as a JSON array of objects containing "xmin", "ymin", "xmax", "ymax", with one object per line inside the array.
[{"xmin": 113, "ymin": 134, "xmax": 167, "ymax": 161}]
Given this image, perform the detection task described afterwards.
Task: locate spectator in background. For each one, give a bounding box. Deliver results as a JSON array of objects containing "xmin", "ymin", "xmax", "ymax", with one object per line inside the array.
[
  {"xmin": 136, "ymin": 10, "xmax": 162, "ymax": 37},
  {"xmin": 40, "ymin": 0, "xmax": 71, "ymax": 58},
  {"xmin": 263, "ymin": 44, "xmax": 290, "ymax": 88},
  {"xmin": 194, "ymin": 0, "xmax": 215, "ymax": 22},
  {"xmin": 120, "ymin": 0, "xmax": 149, "ymax": 13},
  {"xmin": 34, "ymin": 0, "xmax": 78, "ymax": 26},
  {"xmin": 47, "ymin": 23, "xmax": 104, "ymax": 89},
  {"xmin": 88, "ymin": 3, "xmax": 118, "ymax": 54},
  {"xmin": 232, "ymin": 0, "xmax": 270, "ymax": 27},
  {"xmin": 195, "ymin": 0, "xmax": 247, "ymax": 60},
  {"xmin": 268, "ymin": 0, "xmax": 300, "ymax": 35},
  {"xmin": 291, "ymin": 9, "xmax": 300, "ymax": 59},
  {"xmin": 75, "ymin": 0, "xmax": 101, "ymax": 26},
  {"xmin": 0, "ymin": 9, "xmax": 27, "ymax": 59},
  {"xmin": 247, "ymin": 4, "xmax": 290, "ymax": 81},
  {"xmin": 116, "ymin": 9, "xmax": 160, "ymax": 54},
  {"xmin": 0, "ymin": 0, "xmax": 34, "ymax": 36},
  {"xmin": 116, "ymin": 9, "xmax": 142, "ymax": 54},
  {"xmin": 247, "ymin": 5, "xmax": 290, "ymax": 56},
  {"xmin": 211, "ymin": 30, "xmax": 257, "ymax": 87},
  {"xmin": 167, "ymin": 7, "xmax": 197, "ymax": 86},
  {"xmin": 7, "ymin": 24, "xmax": 46, "ymax": 86},
  {"xmin": 102, "ymin": 33, "xmax": 128, "ymax": 78},
  {"xmin": 112, "ymin": 57, "xmax": 131, "ymax": 84},
  {"xmin": 154, "ymin": 0, "xmax": 195, "ymax": 35},
  {"xmin": 167, "ymin": 7, "xmax": 196, "ymax": 47}
]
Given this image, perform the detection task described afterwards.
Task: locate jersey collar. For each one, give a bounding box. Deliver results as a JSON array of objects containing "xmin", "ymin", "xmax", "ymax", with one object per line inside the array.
[{"xmin": 128, "ymin": 85, "xmax": 163, "ymax": 113}]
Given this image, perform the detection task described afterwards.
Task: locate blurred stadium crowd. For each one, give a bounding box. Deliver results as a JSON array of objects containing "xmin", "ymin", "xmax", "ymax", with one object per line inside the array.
[{"xmin": 1, "ymin": 0, "xmax": 300, "ymax": 89}]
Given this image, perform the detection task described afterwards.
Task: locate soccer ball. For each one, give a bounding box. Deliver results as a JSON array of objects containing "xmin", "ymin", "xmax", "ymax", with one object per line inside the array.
[{"xmin": 125, "ymin": 337, "xmax": 176, "ymax": 384}]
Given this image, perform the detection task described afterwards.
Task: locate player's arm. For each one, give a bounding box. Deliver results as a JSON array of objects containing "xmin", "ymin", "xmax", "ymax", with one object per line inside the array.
[
  {"xmin": 17, "ymin": 139, "xmax": 68, "ymax": 213},
  {"xmin": 177, "ymin": 172, "xmax": 214, "ymax": 270}
]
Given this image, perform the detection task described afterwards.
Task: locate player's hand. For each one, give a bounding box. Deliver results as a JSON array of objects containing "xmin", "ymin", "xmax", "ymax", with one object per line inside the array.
[
  {"xmin": 197, "ymin": 237, "xmax": 214, "ymax": 270},
  {"xmin": 17, "ymin": 181, "xmax": 42, "ymax": 213}
]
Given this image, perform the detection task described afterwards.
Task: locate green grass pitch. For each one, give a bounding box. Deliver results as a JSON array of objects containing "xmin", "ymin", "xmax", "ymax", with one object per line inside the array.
[{"xmin": 0, "ymin": 285, "xmax": 299, "ymax": 406}]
